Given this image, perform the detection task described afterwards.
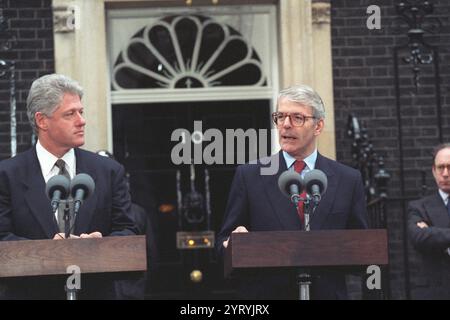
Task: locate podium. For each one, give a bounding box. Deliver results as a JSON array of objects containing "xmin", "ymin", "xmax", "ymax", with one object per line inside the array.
[
  {"xmin": 0, "ymin": 235, "xmax": 147, "ymax": 298},
  {"xmin": 224, "ymin": 229, "xmax": 388, "ymax": 298},
  {"xmin": 0, "ymin": 235, "xmax": 146, "ymax": 277}
]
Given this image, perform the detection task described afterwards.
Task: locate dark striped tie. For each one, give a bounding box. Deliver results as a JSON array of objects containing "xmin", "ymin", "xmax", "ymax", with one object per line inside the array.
[
  {"xmin": 54, "ymin": 159, "xmax": 70, "ymax": 232},
  {"xmin": 55, "ymin": 159, "xmax": 70, "ymax": 181}
]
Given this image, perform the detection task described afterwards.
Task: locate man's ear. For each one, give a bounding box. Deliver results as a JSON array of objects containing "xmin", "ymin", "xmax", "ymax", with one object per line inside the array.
[
  {"xmin": 34, "ymin": 112, "xmax": 48, "ymax": 131},
  {"xmin": 314, "ymin": 118, "xmax": 324, "ymax": 136}
]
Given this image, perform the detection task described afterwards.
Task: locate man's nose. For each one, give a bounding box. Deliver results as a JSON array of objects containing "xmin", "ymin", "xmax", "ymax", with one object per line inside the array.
[
  {"xmin": 282, "ymin": 115, "xmax": 292, "ymax": 128},
  {"xmin": 76, "ymin": 112, "xmax": 86, "ymax": 125}
]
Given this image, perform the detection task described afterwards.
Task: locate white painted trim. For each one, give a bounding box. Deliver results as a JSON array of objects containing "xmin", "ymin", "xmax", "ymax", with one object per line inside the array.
[
  {"xmin": 105, "ymin": 50, "xmax": 114, "ymax": 154},
  {"xmin": 107, "ymin": 5, "xmax": 276, "ymax": 19},
  {"xmin": 106, "ymin": 4, "xmax": 279, "ymax": 151},
  {"xmin": 111, "ymin": 87, "xmax": 274, "ymax": 104},
  {"xmin": 107, "ymin": 5, "xmax": 277, "ymax": 92},
  {"xmin": 269, "ymin": 6, "xmax": 280, "ymax": 154}
]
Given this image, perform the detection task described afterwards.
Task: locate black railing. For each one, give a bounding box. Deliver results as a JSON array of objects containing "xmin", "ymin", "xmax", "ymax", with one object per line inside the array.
[
  {"xmin": 347, "ymin": 114, "xmax": 391, "ymax": 300},
  {"xmin": 392, "ymin": 0, "xmax": 443, "ymax": 300},
  {"xmin": 367, "ymin": 197, "xmax": 387, "ymax": 230},
  {"xmin": 347, "ymin": 114, "xmax": 391, "ymax": 206}
]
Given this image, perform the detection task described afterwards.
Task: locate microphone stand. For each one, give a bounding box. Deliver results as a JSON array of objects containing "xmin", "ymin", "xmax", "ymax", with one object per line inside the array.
[
  {"xmin": 65, "ymin": 285, "xmax": 77, "ymax": 301},
  {"xmin": 297, "ymin": 196, "xmax": 316, "ymax": 301},
  {"xmin": 64, "ymin": 202, "xmax": 71, "ymax": 240},
  {"xmin": 63, "ymin": 201, "xmax": 78, "ymax": 300}
]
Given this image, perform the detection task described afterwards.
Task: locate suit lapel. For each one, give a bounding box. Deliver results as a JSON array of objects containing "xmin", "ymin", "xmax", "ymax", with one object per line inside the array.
[
  {"xmin": 262, "ymin": 152, "xmax": 302, "ymax": 230},
  {"xmin": 309, "ymin": 154, "xmax": 337, "ymax": 230},
  {"xmin": 23, "ymin": 147, "xmax": 59, "ymax": 238},
  {"xmin": 73, "ymin": 149, "xmax": 98, "ymax": 234},
  {"xmin": 425, "ymin": 193, "xmax": 450, "ymax": 227}
]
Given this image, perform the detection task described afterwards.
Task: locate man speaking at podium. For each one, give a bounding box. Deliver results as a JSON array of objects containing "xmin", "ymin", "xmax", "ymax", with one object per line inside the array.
[
  {"xmin": 217, "ymin": 85, "xmax": 368, "ymax": 300},
  {"xmin": 0, "ymin": 74, "xmax": 138, "ymax": 299}
]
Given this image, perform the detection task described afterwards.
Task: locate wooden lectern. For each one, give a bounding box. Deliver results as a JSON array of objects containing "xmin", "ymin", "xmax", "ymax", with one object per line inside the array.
[
  {"xmin": 225, "ymin": 229, "xmax": 388, "ymax": 277},
  {"xmin": 224, "ymin": 229, "xmax": 388, "ymax": 299},
  {"xmin": 0, "ymin": 235, "xmax": 147, "ymax": 298},
  {"xmin": 0, "ymin": 235, "xmax": 146, "ymax": 277}
]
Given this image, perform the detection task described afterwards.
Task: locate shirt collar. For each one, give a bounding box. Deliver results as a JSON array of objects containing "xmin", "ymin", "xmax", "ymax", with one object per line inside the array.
[
  {"xmin": 36, "ymin": 140, "xmax": 75, "ymax": 178},
  {"xmin": 438, "ymin": 189, "xmax": 449, "ymax": 205},
  {"xmin": 282, "ymin": 149, "xmax": 317, "ymax": 171}
]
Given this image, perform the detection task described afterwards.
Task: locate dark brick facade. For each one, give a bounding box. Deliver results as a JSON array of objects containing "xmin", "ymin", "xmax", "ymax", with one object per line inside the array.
[
  {"xmin": 332, "ymin": 0, "xmax": 450, "ymax": 299},
  {"xmin": 0, "ymin": 0, "xmax": 54, "ymax": 160}
]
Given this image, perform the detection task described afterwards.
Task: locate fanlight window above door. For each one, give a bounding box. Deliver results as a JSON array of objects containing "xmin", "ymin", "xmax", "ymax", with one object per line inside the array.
[{"xmin": 112, "ymin": 15, "xmax": 266, "ymax": 90}]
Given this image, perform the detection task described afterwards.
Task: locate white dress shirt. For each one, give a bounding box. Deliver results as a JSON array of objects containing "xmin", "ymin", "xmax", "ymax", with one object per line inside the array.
[
  {"xmin": 438, "ymin": 189, "xmax": 449, "ymax": 207},
  {"xmin": 36, "ymin": 140, "xmax": 76, "ymax": 222},
  {"xmin": 283, "ymin": 149, "xmax": 318, "ymax": 176},
  {"xmin": 36, "ymin": 140, "xmax": 75, "ymax": 182}
]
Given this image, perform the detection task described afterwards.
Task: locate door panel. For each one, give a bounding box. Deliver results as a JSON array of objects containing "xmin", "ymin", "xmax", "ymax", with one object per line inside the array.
[{"xmin": 113, "ymin": 100, "xmax": 271, "ymax": 298}]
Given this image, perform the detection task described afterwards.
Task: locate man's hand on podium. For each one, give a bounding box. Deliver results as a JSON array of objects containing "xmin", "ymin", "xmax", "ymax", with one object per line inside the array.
[
  {"xmin": 53, "ymin": 231, "xmax": 103, "ymax": 240},
  {"xmin": 53, "ymin": 233, "xmax": 79, "ymax": 240},
  {"xmin": 223, "ymin": 226, "xmax": 248, "ymax": 248},
  {"xmin": 80, "ymin": 231, "xmax": 102, "ymax": 238},
  {"xmin": 416, "ymin": 221, "xmax": 429, "ymax": 229}
]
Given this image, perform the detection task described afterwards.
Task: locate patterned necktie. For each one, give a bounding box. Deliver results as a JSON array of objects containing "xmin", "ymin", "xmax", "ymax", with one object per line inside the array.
[
  {"xmin": 293, "ymin": 160, "xmax": 307, "ymax": 226},
  {"xmin": 55, "ymin": 159, "xmax": 70, "ymax": 181},
  {"xmin": 54, "ymin": 159, "xmax": 70, "ymax": 232}
]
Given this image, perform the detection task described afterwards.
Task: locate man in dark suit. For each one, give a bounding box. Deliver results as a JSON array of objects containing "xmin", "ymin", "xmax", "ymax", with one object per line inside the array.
[
  {"xmin": 217, "ymin": 85, "xmax": 368, "ymax": 300},
  {"xmin": 96, "ymin": 150, "xmax": 159, "ymax": 300},
  {"xmin": 0, "ymin": 74, "xmax": 138, "ymax": 299},
  {"xmin": 408, "ymin": 143, "xmax": 450, "ymax": 299}
]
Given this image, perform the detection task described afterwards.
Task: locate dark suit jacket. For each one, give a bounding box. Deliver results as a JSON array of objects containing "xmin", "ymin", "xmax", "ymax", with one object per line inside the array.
[
  {"xmin": 115, "ymin": 202, "xmax": 160, "ymax": 300},
  {"xmin": 408, "ymin": 193, "xmax": 450, "ymax": 299},
  {"xmin": 0, "ymin": 147, "xmax": 138, "ymax": 299},
  {"xmin": 217, "ymin": 152, "xmax": 368, "ymax": 300}
]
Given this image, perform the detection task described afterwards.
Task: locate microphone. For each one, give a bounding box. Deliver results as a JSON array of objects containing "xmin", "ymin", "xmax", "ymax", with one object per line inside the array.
[
  {"xmin": 70, "ymin": 173, "xmax": 95, "ymax": 214},
  {"xmin": 46, "ymin": 175, "xmax": 71, "ymax": 213},
  {"xmin": 303, "ymin": 169, "xmax": 328, "ymax": 206},
  {"xmin": 278, "ymin": 170, "xmax": 304, "ymax": 205}
]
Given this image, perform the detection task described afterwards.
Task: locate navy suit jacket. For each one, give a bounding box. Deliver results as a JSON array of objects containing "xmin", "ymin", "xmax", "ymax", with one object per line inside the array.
[
  {"xmin": 408, "ymin": 193, "xmax": 450, "ymax": 299},
  {"xmin": 0, "ymin": 147, "xmax": 138, "ymax": 299},
  {"xmin": 217, "ymin": 152, "xmax": 368, "ymax": 300}
]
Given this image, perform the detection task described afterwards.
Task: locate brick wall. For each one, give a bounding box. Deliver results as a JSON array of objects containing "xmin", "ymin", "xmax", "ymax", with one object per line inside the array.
[
  {"xmin": 0, "ymin": 0, "xmax": 54, "ymax": 160},
  {"xmin": 332, "ymin": 0, "xmax": 450, "ymax": 299}
]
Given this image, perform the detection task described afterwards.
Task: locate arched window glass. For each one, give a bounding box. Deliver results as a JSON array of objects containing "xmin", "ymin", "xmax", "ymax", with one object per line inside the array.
[{"xmin": 112, "ymin": 15, "xmax": 266, "ymax": 90}]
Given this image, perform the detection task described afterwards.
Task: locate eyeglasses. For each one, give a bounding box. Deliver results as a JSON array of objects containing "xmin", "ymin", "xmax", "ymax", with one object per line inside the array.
[
  {"xmin": 271, "ymin": 112, "xmax": 318, "ymax": 127},
  {"xmin": 435, "ymin": 164, "xmax": 450, "ymax": 174}
]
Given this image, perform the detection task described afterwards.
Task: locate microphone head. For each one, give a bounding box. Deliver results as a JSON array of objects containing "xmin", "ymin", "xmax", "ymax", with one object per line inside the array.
[
  {"xmin": 70, "ymin": 173, "xmax": 95, "ymax": 199},
  {"xmin": 303, "ymin": 169, "xmax": 328, "ymax": 195},
  {"xmin": 278, "ymin": 170, "xmax": 304, "ymax": 198},
  {"xmin": 46, "ymin": 175, "xmax": 70, "ymax": 200}
]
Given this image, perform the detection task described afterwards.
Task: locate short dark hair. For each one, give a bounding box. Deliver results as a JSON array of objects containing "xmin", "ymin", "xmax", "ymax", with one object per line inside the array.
[{"xmin": 432, "ymin": 143, "xmax": 450, "ymax": 166}]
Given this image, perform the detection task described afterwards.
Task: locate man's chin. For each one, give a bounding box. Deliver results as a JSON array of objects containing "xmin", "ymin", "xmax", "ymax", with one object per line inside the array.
[
  {"xmin": 74, "ymin": 139, "xmax": 85, "ymax": 148},
  {"xmin": 280, "ymin": 145, "xmax": 298, "ymax": 156}
]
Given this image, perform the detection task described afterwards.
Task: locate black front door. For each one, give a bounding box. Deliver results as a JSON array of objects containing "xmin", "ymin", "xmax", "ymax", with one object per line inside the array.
[{"xmin": 113, "ymin": 99, "xmax": 271, "ymax": 298}]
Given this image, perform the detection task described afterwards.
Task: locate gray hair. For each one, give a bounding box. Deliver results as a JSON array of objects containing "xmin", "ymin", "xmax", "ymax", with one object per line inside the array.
[
  {"xmin": 26, "ymin": 74, "xmax": 83, "ymax": 134},
  {"xmin": 277, "ymin": 85, "xmax": 326, "ymax": 119}
]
